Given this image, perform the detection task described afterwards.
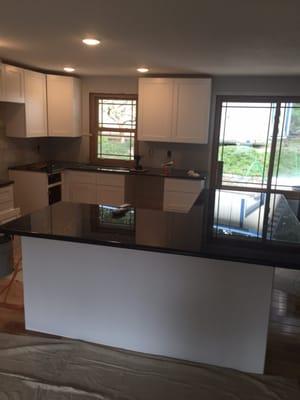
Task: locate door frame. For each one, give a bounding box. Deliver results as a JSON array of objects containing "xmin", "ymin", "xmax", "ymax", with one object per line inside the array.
[{"xmin": 208, "ymin": 95, "xmax": 300, "ymax": 242}]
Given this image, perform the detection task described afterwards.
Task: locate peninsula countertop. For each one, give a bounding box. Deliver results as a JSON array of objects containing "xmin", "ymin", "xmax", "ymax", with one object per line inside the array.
[
  {"xmin": 0, "ymin": 179, "xmax": 14, "ymax": 188},
  {"xmin": 9, "ymin": 161, "xmax": 207, "ymax": 181},
  {"xmin": 1, "ymin": 195, "xmax": 300, "ymax": 270}
]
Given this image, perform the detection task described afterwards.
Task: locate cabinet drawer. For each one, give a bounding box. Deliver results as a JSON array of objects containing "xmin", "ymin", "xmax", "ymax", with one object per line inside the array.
[
  {"xmin": 0, "ymin": 186, "xmax": 13, "ymax": 204},
  {"xmin": 164, "ymin": 178, "xmax": 204, "ymax": 194},
  {"xmin": 68, "ymin": 171, "xmax": 97, "ymax": 185},
  {"xmin": 163, "ymin": 191, "xmax": 198, "ymax": 213},
  {"xmin": 97, "ymin": 173, "xmax": 125, "ymax": 187},
  {"xmin": 97, "ymin": 186, "xmax": 125, "ymax": 206},
  {"xmin": 69, "ymin": 183, "xmax": 97, "ymax": 204}
]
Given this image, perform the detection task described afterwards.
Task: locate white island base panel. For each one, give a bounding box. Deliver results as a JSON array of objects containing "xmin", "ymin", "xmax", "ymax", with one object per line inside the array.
[{"xmin": 22, "ymin": 237, "xmax": 274, "ymax": 374}]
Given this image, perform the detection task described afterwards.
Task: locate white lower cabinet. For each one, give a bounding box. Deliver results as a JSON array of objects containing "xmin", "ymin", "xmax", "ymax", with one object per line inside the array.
[
  {"xmin": 163, "ymin": 178, "xmax": 205, "ymax": 213},
  {"xmin": 65, "ymin": 171, "xmax": 125, "ymax": 206},
  {"xmin": 64, "ymin": 171, "xmax": 204, "ymax": 211},
  {"xmin": 69, "ymin": 183, "xmax": 97, "ymax": 204},
  {"xmin": 0, "ymin": 185, "xmax": 14, "ymax": 212},
  {"xmin": 8, "ymin": 170, "xmax": 48, "ymax": 215},
  {"xmin": 97, "ymin": 186, "xmax": 124, "ymax": 206}
]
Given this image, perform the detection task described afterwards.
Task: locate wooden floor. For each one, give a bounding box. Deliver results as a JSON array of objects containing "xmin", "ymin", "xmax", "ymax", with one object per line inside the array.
[
  {"xmin": 0, "ymin": 274, "xmax": 26, "ymax": 335},
  {"xmin": 1, "ymin": 263, "xmax": 300, "ymax": 382},
  {"xmin": 265, "ymin": 285, "xmax": 300, "ymax": 383}
]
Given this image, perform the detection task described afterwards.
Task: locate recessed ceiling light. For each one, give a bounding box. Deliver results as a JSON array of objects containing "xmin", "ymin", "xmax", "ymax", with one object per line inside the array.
[
  {"xmin": 137, "ymin": 67, "xmax": 149, "ymax": 73},
  {"xmin": 64, "ymin": 67, "xmax": 75, "ymax": 72},
  {"xmin": 82, "ymin": 38, "xmax": 100, "ymax": 46}
]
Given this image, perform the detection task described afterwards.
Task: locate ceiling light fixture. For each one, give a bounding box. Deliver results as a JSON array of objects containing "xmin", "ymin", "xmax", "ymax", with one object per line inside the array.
[
  {"xmin": 137, "ymin": 67, "xmax": 149, "ymax": 73},
  {"xmin": 82, "ymin": 38, "xmax": 100, "ymax": 46},
  {"xmin": 64, "ymin": 67, "xmax": 75, "ymax": 72}
]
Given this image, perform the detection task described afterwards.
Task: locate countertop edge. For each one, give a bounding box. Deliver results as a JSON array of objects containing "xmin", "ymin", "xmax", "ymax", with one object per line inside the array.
[
  {"xmin": 0, "ymin": 227, "xmax": 291, "ymax": 269},
  {"xmin": 0, "ymin": 180, "xmax": 14, "ymax": 188},
  {"xmin": 8, "ymin": 164, "xmax": 207, "ymax": 181}
]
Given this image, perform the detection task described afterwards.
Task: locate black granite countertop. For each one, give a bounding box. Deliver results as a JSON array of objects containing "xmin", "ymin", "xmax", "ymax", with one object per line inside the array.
[
  {"xmin": 0, "ymin": 179, "xmax": 14, "ymax": 188},
  {"xmin": 1, "ymin": 190, "xmax": 300, "ymax": 269},
  {"xmin": 9, "ymin": 161, "xmax": 207, "ymax": 180}
]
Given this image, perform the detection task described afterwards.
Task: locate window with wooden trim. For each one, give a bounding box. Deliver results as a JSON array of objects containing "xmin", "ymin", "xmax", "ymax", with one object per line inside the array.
[{"xmin": 90, "ymin": 93, "xmax": 137, "ymax": 164}]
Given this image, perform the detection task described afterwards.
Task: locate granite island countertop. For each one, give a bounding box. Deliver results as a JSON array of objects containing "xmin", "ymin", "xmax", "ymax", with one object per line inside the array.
[{"xmin": 1, "ymin": 191, "xmax": 300, "ymax": 270}]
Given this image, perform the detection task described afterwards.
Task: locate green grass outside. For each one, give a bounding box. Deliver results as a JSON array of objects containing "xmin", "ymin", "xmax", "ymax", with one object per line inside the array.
[{"xmin": 220, "ymin": 137, "xmax": 300, "ymax": 178}]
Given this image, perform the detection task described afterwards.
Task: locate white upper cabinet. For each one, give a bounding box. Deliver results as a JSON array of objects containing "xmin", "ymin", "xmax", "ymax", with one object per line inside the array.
[
  {"xmin": 5, "ymin": 69, "xmax": 48, "ymax": 138},
  {"xmin": 0, "ymin": 64, "xmax": 24, "ymax": 103},
  {"xmin": 174, "ymin": 79, "xmax": 211, "ymax": 143},
  {"xmin": 24, "ymin": 70, "xmax": 48, "ymax": 137},
  {"xmin": 138, "ymin": 78, "xmax": 174, "ymax": 141},
  {"xmin": 47, "ymin": 74, "xmax": 81, "ymax": 137},
  {"xmin": 138, "ymin": 77, "xmax": 211, "ymax": 144}
]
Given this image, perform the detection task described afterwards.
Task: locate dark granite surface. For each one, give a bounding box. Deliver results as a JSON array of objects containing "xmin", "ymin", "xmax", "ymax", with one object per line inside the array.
[
  {"xmin": 9, "ymin": 161, "xmax": 207, "ymax": 180},
  {"xmin": 0, "ymin": 180, "xmax": 13, "ymax": 188},
  {"xmin": 1, "ymin": 189, "xmax": 300, "ymax": 269}
]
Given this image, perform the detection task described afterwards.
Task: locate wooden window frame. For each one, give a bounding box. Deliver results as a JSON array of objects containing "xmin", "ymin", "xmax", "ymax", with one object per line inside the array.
[{"xmin": 89, "ymin": 92, "xmax": 138, "ymax": 167}]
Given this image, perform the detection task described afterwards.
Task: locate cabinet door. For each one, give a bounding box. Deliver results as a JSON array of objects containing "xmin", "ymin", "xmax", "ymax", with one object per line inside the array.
[
  {"xmin": 69, "ymin": 183, "xmax": 97, "ymax": 204},
  {"xmin": 173, "ymin": 79, "xmax": 211, "ymax": 144},
  {"xmin": 163, "ymin": 178, "xmax": 205, "ymax": 213},
  {"xmin": 47, "ymin": 75, "xmax": 81, "ymax": 137},
  {"xmin": 163, "ymin": 191, "xmax": 199, "ymax": 213},
  {"xmin": 2, "ymin": 64, "xmax": 24, "ymax": 103},
  {"xmin": 24, "ymin": 70, "xmax": 48, "ymax": 137},
  {"xmin": 138, "ymin": 78, "xmax": 174, "ymax": 142},
  {"xmin": 97, "ymin": 185, "xmax": 125, "ymax": 206}
]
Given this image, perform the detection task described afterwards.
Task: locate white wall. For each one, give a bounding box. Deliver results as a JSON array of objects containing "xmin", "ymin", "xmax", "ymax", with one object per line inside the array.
[{"xmin": 22, "ymin": 236, "xmax": 274, "ymax": 373}]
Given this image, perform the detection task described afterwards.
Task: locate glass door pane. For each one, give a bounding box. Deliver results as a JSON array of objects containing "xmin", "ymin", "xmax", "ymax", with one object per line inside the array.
[
  {"xmin": 213, "ymin": 189, "xmax": 266, "ymax": 239},
  {"xmin": 218, "ymin": 102, "xmax": 276, "ymax": 189},
  {"xmin": 272, "ymin": 103, "xmax": 300, "ymax": 191},
  {"xmin": 267, "ymin": 192, "xmax": 300, "ymax": 244}
]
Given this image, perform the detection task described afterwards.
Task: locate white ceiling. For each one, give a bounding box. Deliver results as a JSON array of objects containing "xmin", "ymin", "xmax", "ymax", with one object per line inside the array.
[{"xmin": 0, "ymin": 0, "xmax": 299, "ymax": 76}]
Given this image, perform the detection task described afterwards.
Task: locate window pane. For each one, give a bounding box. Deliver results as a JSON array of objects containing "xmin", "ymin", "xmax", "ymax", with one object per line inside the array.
[
  {"xmin": 96, "ymin": 96, "xmax": 137, "ymax": 161},
  {"xmin": 272, "ymin": 103, "xmax": 300, "ymax": 191},
  {"xmin": 97, "ymin": 133, "xmax": 134, "ymax": 160},
  {"xmin": 99, "ymin": 100, "xmax": 136, "ymax": 129},
  {"xmin": 218, "ymin": 102, "xmax": 276, "ymax": 189}
]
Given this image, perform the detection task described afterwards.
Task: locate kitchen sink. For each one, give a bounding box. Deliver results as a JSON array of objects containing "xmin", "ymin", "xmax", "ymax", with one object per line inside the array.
[{"xmin": 79, "ymin": 165, "xmax": 130, "ymax": 173}]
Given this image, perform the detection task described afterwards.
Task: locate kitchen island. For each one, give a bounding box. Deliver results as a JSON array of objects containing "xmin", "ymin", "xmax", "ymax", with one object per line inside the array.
[{"xmin": 0, "ymin": 198, "xmax": 280, "ymax": 374}]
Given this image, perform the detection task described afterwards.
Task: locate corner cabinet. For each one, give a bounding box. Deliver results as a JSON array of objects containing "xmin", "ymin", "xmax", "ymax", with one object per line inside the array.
[
  {"xmin": 138, "ymin": 78, "xmax": 211, "ymax": 144},
  {"xmin": 2, "ymin": 65, "xmax": 82, "ymax": 138},
  {"xmin": 47, "ymin": 75, "xmax": 81, "ymax": 137},
  {"xmin": 5, "ymin": 69, "xmax": 48, "ymax": 138},
  {"xmin": 0, "ymin": 63, "xmax": 24, "ymax": 103}
]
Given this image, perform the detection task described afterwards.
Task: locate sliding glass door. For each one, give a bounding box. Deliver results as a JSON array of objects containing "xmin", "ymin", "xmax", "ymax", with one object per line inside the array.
[{"xmin": 212, "ymin": 97, "xmax": 300, "ymax": 244}]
